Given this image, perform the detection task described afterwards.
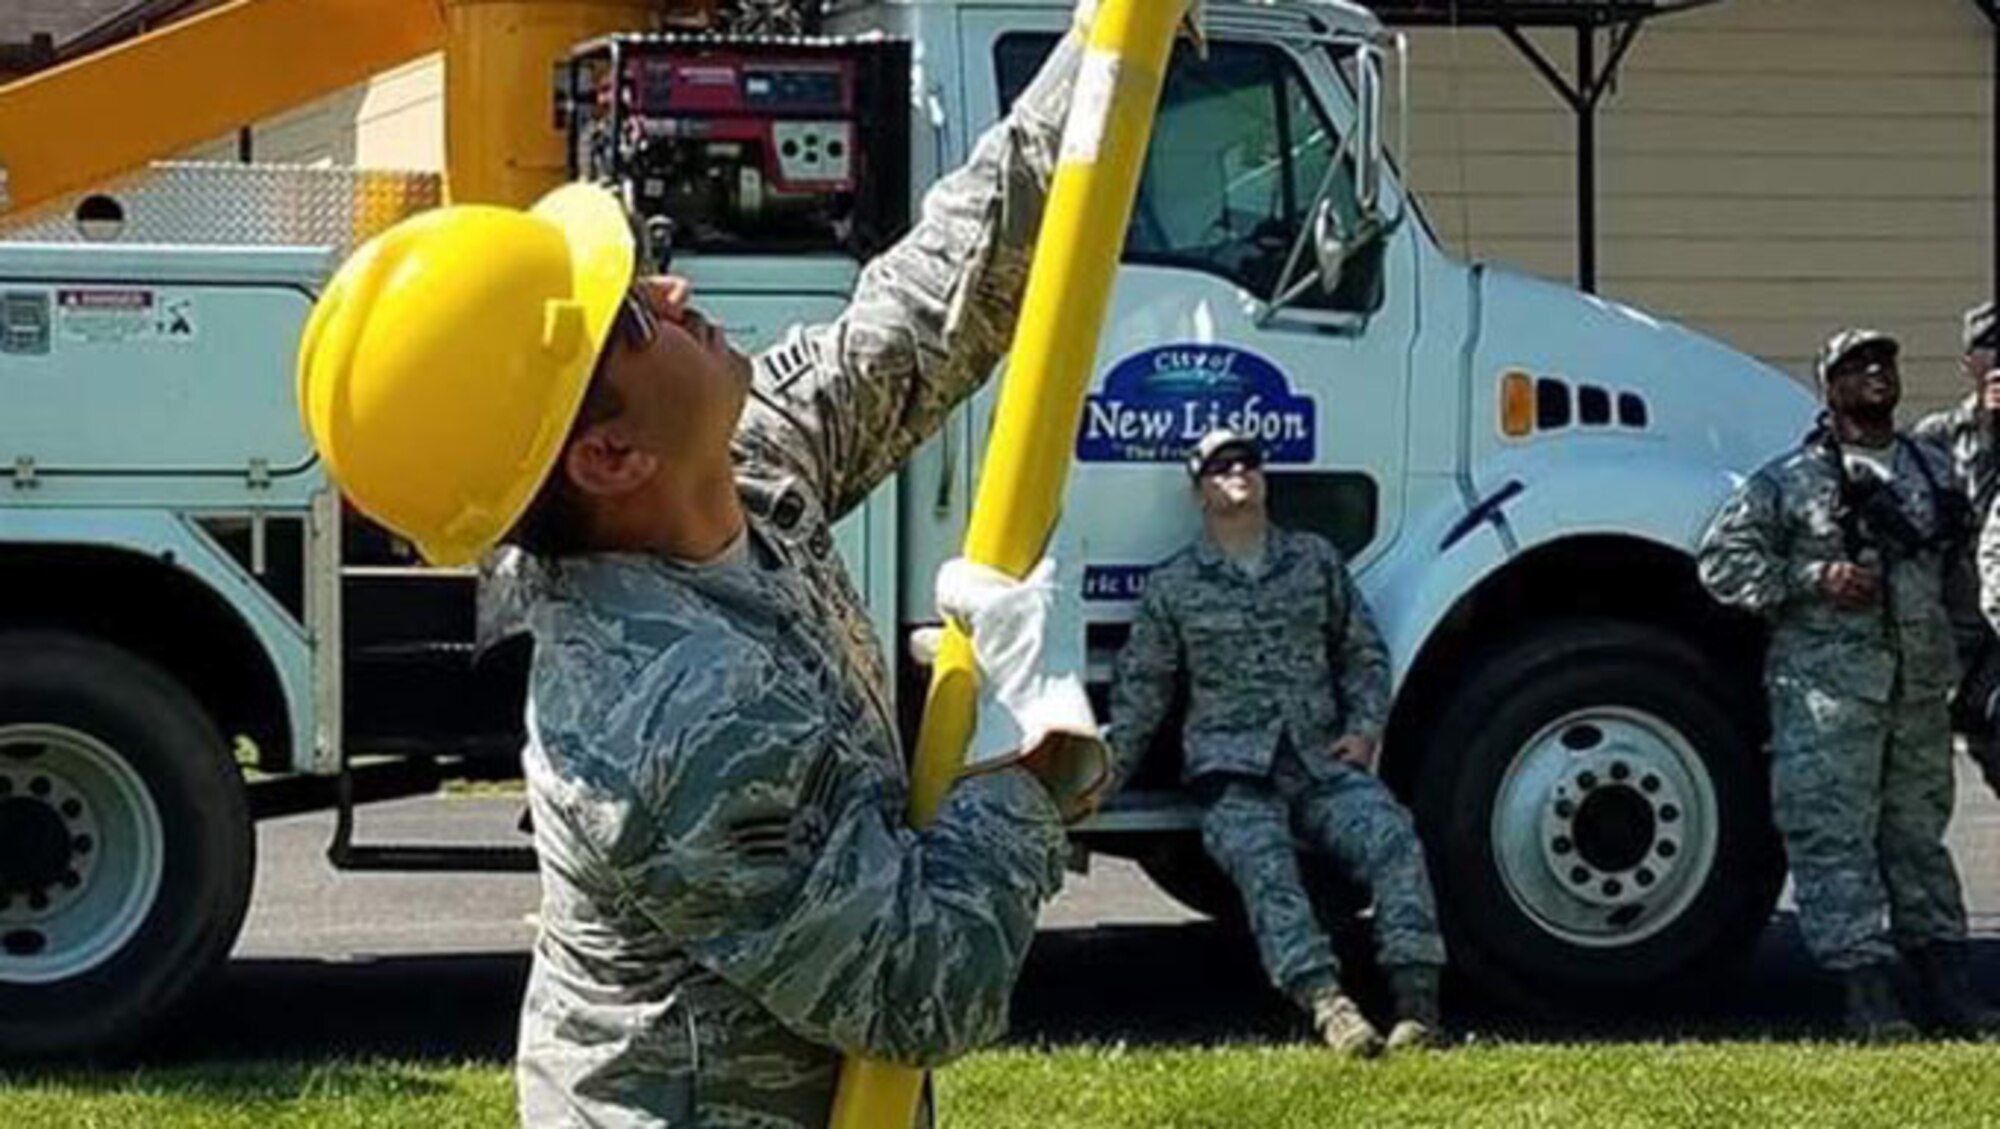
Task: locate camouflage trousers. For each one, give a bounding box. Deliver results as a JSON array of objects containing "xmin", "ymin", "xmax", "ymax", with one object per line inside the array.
[
  {"xmin": 1197, "ymin": 745, "xmax": 1445, "ymax": 1005},
  {"xmin": 1769, "ymin": 677, "xmax": 1969, "ymax": 971}
]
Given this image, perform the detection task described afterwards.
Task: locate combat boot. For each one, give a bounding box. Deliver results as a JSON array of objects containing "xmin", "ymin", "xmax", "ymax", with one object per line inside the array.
[
  {"xmin": 1841, "ymin": 962, "xmax": 1918, "ymax": 1044},
  {"xmin": 1308, "ymin": 986, "xmax": 1383, "ymax": 1059},
  {"xmin": 1383, "ymin": 964, "xmax": 1446, "ymax": 1051},
  {"xmin": 1908, "ymin": 943, "xmax": 2000, "ymax": 1037}
]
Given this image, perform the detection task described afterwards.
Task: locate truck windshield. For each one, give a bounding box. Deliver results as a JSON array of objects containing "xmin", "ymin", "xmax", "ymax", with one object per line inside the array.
[{"xmin": 996, "ymin": 34, "xmax": 1378, "ymax": 312}]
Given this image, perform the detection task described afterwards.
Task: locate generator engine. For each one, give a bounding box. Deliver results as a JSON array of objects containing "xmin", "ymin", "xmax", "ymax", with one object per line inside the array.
[{"xmin": 562, "ymin": 34, "xmax": 911, "ymax": 265}]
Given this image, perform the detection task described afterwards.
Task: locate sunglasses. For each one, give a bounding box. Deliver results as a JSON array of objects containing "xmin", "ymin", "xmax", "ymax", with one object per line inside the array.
[
  {"xmin": 1199, "ymin": 451, "xmax": 1263, "ymax": 478},
  {"xmin": 1828, "ymin": 353, "xmax": 1897, "ymax": 381},
  {"xmin": 611, "ymin": 287, "xmax": 659, "ymax": 352}
]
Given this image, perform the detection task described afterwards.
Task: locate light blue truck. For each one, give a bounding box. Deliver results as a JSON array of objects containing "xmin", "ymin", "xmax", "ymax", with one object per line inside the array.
[{"xmin": 0, "ymin": 0, "xmax": 1814, "ymax": 1056}]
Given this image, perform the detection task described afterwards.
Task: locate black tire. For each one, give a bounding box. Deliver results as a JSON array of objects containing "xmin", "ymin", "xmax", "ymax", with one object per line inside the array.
[
  {"xmin": 1413, "ymin": 619, "xmax": 1782, "ymax": 1014},
  {"xmin": 0, "ymin": 631, "xmax": 254, "ymax": 1059}
]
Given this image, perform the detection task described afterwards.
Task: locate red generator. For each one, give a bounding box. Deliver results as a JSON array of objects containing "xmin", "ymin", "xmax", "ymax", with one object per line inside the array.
[{"xmin": 561, "ymin": 33, "xmax": 912, "ymax": 264}]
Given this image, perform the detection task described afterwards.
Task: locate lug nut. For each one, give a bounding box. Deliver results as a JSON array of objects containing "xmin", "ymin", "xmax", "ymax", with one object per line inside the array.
[
  {"xmin": 28, "ymin": 776, "xmax": 50, "ymax": 797},
  {"xmin": 60, "ymin": 871, "xmax": 80, "ymax": 890},
  {"xmin": 27, "ymin": 892, "xmax": 46, "ymax": 911},
  {"xmin": 72, "ymin": 835, "xmax": 92, "ymax": 855},
  {"xmin": 1552, "ymin": 836, "xmax": 1574, "ymax": 855},
  {"xmin": 1636, "ymin": 868, "xmax": 1655, "ymax": 887},
  {"xmin": 1658, "ymin": 840, "xmax": 1678, "ymax": 859},
  {"xmin": 1570, "ymin": 867, "xmax": 1591, "ymax": 885},
  {"xmin": 1659, "ymin": 804, "xmax": 1680, "ymax": 824},
  {"xmin": 1610, "ymin": 761, "xmax": 1631, "ymax": 782},
  {"xmin": 1555, "ymin": 799, "xmax": 1576, "ymax": 819},
  {"xmin": 1641, "ymin": 774, "xmax": 1661, "ymax": 794},
  {"xmin": 1578, "ymin": 771, "xmax": 1599, "ymax": 790},
  {"xmin": 60, "ymin": 799, "xmax": 81, "ymax": 819},
  {"xmin": 1602, "ymin": 879, "xmax": 1623, "ymax": 898}
]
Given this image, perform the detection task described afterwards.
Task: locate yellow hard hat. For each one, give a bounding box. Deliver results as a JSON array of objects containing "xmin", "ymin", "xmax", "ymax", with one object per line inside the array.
[{"xmin": 297, "ymin": 183, "xmax": 634, "ymax": 567}]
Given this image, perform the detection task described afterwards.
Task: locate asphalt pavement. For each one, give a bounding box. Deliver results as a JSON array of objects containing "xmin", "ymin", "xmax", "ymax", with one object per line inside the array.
[{"xmin": 145, "ymin": 753, "xmax": 2000, "ymax": 1064}]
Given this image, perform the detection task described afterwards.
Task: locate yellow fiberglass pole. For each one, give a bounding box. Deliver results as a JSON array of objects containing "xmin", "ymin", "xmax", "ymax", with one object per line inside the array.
[{"xmin": 828, "ymin": 1, "xmax": 1186, "ymax": 1125}]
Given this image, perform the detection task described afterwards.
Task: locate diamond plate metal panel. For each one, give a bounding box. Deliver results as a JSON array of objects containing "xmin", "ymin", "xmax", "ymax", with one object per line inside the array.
[{"xmin": 0, "ymin": 162, "xmax": 442, "ymax": 260}]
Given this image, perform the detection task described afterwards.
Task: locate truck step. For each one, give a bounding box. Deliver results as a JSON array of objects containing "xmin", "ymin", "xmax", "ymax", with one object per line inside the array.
[
  {"xmin": 342, "ymin": 566, "xmax": 479, "ymax": 650},
  {"xmin": 328, "ymin": 844, "xmax": 537, "ymax": 873},
  {"xmin": 343, "ymin": 637, "xmax": 528, "ymax": 754}
]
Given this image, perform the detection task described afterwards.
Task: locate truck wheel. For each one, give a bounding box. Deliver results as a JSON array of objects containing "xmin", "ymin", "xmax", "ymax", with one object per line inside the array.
[
  {"xmin": 1414, "ymin": 619, "xmax": 1782, "ymax": 1012},
  {"xmin": 0, "ymin": 631, "xmax": 254, "ymax": 1058}
]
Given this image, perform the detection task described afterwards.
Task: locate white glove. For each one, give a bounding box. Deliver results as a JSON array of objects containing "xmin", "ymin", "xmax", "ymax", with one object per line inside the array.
[
  {"xmin": 1181, "ymin": 0, "xmax": 1208, "ymax": 57},
  {"xmin": 932, "ymin": 557, "xmax": 1110, "ymax": 820}
]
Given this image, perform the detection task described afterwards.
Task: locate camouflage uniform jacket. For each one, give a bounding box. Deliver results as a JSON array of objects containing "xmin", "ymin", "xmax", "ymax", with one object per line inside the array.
[
  {"xmin": 1109, "ymin": 527, "xmax": 1393, "ymax": 784},
  {"xmin": 513, "ymin": 32, "xmax": 1083, "ymax": 1128},
  {"xmin": 1697, "ymin": 432, "xmax": 1961, "ymax": 702},
  {"xmin": 1913, "ymin": 394, "xmax": 1997, "ymax": 502},
  {"xmin": 1913, "ymin": 394, "xmax": 1996, "ymax": 658}
]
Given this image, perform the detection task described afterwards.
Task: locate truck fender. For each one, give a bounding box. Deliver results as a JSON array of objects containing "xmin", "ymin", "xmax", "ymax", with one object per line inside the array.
[
  {"xmin": 1365, "ymin": 455, "xmax": 1739, "ymax": 686},
  {"xmin": 0, "ymin": 508, "xmax": 314, "ymax": 773}
]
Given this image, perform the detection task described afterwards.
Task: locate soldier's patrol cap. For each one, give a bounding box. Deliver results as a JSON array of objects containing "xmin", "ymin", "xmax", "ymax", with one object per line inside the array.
[
  {"xmin": 1186, "ymin": 428, "xmax": 1263, "ymax": 478},
  {"xmin": 1814, "ymin": 328, "xmax": 1899, "ymax": 385},
  {"xmin": 1965, "ymin": 301, "xmax": 1999, "ymax": 353}
]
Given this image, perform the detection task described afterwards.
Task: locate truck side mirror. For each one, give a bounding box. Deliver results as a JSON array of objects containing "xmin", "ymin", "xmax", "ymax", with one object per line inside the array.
[
  {"xmin": 1354, "ymin": 47, "xmax": 1383, "ymax": 214},
  {"xmin": 1312, "ymin": 198, "xmax": 1349, "ymax": 298}
]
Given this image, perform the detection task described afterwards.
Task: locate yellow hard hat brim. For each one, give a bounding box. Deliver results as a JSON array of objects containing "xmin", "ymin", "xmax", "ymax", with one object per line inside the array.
[
  {"xmin": 296, "ymin": 184, "xmax": 637, "ymax": 570},
  {"xmin": 428, "ymin": 183, "xmax": 639, "ymax": 566},
  {"xmin": 532, "ymin": 182, "xmax": 638, "ymax": 371}
]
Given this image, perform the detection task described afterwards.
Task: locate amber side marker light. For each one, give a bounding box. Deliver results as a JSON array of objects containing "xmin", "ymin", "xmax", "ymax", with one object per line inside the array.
[{"xmin": 1501, "ymin": 370, "xmax": 1535, "ymax": 437}]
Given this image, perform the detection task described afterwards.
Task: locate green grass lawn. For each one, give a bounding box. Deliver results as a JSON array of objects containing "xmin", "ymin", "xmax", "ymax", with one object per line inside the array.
[{"xmin": 5, "ymin": 1042, "xmax": 2000, "ymax": 1128}]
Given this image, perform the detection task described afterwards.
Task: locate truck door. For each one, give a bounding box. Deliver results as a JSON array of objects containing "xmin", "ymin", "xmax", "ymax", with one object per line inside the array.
[{"xmin": 958, "ymin": 11, "xmax": 1418, "ymax": 628}]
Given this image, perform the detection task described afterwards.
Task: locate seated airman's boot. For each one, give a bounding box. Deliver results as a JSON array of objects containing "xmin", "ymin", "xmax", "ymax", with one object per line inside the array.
[
  {"xmin": 1384, "ymin": 964, "xmax": 1447, "ymax": 1051},
  {"xmin": 1842, "ymin": 961, "xmax": 1918, "ymax": 1044},
  {"xmin": 1309, "ymin": 986, "xmax": 1383, "ymax": 1059},
  {"xmin": 1908, "ymin": 943, "xmax": 2000, "ymax": 1038}
]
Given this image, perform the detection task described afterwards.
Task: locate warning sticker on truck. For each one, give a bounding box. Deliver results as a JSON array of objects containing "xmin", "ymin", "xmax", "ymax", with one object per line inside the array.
[
  {"xmin": 1077, "ymin": 343, "xmax": 1316, "ymax": 464},
  {"xmin": 55, "ymin": 288, "xmax": 199, "ymax": 344}
]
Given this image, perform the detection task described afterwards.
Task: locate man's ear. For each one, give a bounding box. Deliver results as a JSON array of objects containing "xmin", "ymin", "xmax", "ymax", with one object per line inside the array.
[{"xmin": 562, "ymin": 420, "xmax": 659, "ymax": 499}]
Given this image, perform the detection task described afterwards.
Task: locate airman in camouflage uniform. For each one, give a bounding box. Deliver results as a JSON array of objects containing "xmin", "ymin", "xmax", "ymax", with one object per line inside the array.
[
  {"xmin": 1698, "ymin": 328, "xmax": 1994, "ymax": 1041},
  {"xmin": 501, "ymin": 27, "xmax": 1095, "ymax": 1126},
  {"xmin": 1915, "ymin": 301, "xmax": 2000, "ymax": 793},
  {"xmin": 1110, "ymin": 430, "xmax": 1446, "ymax": 1058}
]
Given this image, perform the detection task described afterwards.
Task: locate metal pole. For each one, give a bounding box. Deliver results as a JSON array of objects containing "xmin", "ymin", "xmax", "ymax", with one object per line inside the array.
[{"xmin": 1577, "ymin": 24, "xmax": 1598, "ymax": 293}]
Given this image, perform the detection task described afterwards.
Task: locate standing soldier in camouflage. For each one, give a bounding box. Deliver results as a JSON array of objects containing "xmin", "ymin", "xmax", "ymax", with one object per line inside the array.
[
  {"xmin": 1109, "ymin": 428, "xmax": 1447, "ymax": 1058},
  {"xmin": 1698, "ymin": 329, "xmax": 1996, "ymax": 1041},
  {"xmin": 1915, "ymin": 301, "xmax": 2000, "ymax": 793},
  {"xmin": 293, "ymin": 6, "xmax": 1149, "ymax": 1123}
]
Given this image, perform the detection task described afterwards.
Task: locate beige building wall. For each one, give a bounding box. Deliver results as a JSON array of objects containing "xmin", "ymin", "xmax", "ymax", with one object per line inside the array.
[
  {"xmin": 211, "ymin": 2, "xmax": 1993, "ymax": 413},
  {"xmin": 1404, "ymin": 0, "xmax": 1994, "ymax": 416}
]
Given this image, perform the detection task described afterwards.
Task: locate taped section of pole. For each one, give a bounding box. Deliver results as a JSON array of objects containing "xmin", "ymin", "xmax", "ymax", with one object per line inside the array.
[{"xmin": 827, "ymin": 1, "xmax": 1187, "ymax": 1125}]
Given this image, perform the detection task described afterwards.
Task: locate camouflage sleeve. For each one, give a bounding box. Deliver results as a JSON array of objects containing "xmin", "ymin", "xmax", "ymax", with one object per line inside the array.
[
  {"xmin": 1326, "ymin": 544, "xmax": 1392, "ymax": 740},
  {"xmin": 1981, "ymin": 494, "xmax": 2000, "ymax": 635},
  {"xmin": 616, "ymin": 690, "xmax": 1066, "ymax": 1068},
  {"xmin": 1108, "ymin": 579, "xmax": 1183, "ymax": 790},
  {"xmin": 1912, "ymin": 407, "xmax": 1952, "ymax": 450},
  {"xmin": 736, "ymin": 29, "xmax": 1084, "ymax": 520},
  {"xmin": 1697, "ymin": 471, "xmax": 1818, "ymax": 616}
]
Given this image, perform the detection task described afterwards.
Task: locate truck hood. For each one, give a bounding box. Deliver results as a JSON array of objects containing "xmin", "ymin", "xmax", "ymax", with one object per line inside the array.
[{"xmin": 1475, "ymin": 265, "xmax": 1817, "ymax": 476}]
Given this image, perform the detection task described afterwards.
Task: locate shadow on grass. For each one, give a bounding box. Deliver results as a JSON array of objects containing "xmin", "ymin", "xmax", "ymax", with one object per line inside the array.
[
  {"xmin": 0, "ymin": 1060, "xmax": 453, "ymax": 1101},
  {"xmin": 83, "ymin": 914, "xmax": 2000, "ymax": 1067},
  {"xmin": 1011, "ymin": 912, "xmax": 2000, "ymax": 1049}
]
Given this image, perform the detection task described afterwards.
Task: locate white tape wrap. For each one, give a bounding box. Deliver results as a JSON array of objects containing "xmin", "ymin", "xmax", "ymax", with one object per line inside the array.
[{"xmin": 1059, "ymin": 47, "xmax": 1122, "ymax": 166}]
